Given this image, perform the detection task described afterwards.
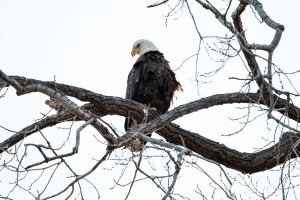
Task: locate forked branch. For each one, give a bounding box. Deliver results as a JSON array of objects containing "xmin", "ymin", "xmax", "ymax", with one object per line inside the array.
[{"xmin": 1, "ymin": 73, "xmax": 299, "ymax": 173}]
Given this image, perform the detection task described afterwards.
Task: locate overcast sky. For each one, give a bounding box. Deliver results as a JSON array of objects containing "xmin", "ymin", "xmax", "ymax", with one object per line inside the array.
[{"xmin": 0, "ymin": 1, "xmax": 300, "ymax": 199}]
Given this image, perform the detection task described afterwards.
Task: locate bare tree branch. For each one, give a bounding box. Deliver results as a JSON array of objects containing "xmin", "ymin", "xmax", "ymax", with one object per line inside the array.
[
  {"xmin": 1, "ymin": 73, "xmax": 299, "ymax": 173},
  {"xmin": 41, "ymin": 148, "xmax": 112, "ymax": 200},
  {"xmin": 0, "ymin": 1, "xmax": 299, "ymax": 198}
]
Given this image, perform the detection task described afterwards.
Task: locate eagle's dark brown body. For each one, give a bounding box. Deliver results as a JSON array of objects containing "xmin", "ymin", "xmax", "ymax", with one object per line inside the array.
[{"xmin": 125, "ymin": 51, "xmax": 182, "ymax": 131}]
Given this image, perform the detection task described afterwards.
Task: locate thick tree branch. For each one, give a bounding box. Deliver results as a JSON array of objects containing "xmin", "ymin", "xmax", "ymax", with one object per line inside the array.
[
  {"xmin": 0, "ymin": 72, "xmax": 117, "ymax": 146},
  {"xmin": 2, "ymin": 76, "xmax": 300, "ymax": 123},
  {"xmin": 1, "ymin": 75, "xmax": 299, "ymax": 173}
]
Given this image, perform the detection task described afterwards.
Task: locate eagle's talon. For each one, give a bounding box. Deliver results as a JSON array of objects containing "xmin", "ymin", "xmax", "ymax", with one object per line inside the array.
[{"xmin": 150, "ymin": 107, "xmax": 157, "ymax": 112}]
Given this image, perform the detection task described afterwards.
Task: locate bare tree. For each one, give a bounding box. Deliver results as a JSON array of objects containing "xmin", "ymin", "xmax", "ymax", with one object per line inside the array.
[{"xmin": 1, "ymin": 0, "xmax": 300, "ymax": 199}]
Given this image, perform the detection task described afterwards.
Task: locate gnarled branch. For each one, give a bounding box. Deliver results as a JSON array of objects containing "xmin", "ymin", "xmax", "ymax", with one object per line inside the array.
[{"xmin": 1, "ymin": 75, "xmax": 299, "ymax": 173}]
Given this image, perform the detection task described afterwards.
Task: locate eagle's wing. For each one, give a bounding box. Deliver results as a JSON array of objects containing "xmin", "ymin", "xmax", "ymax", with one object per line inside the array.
[
  {"xmin": 124, "ymin": 53, "xmax": 160, "ymax": 131},
  {"xmin": 125, "ymin": 66, "xmax": 138, "ymax": 100},
  {"xmin": 126, "ymin": 53, "xmax": 163, "ymax": 103},
  {"xmin": 125, "ymin": 52, "xmax": 181, "ymax": 131}
]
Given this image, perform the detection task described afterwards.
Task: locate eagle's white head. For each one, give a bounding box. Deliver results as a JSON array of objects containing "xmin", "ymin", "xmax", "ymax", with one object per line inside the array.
[{"xmin": 131, "ymin": 39, "xmax": 159, "ymax": 57}]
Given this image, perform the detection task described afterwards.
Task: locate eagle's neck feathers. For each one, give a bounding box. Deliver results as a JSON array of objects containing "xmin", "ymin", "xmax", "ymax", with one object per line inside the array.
[{"xmin": 139, "ymin": 42, "xmax": 159, "ymax": 56}]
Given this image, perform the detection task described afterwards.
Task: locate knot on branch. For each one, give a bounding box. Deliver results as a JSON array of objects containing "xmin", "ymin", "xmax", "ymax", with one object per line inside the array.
[
  {"xmin": 73, "ymin": 147, "xmax": 78, "ymax": 154},
  {"xmin": 278, "ymin": 24, "xmax": 285, "ymax": 31},
  {"xmin": 45, "ymin": 98, "xmax": 66, "ymax": 113}
]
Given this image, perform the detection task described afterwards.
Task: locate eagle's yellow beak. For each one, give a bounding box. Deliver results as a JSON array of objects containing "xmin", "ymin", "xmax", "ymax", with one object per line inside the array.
[
  {"xmin": 131, "ymin": 50, "xmax": 136, "ymax": 57},
  {"xmin": 131, "ymin": 47, "xmax": 141, "ymax": 57}
]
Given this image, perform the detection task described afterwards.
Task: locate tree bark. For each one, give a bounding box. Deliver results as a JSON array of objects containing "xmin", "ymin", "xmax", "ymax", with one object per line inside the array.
[{"xmin": 1, "ymin": 76, "xmax": 299, "ymax": 174}]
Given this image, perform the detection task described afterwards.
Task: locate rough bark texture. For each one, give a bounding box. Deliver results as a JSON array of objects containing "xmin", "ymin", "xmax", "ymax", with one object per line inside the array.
[{"xmin": 1, "ymin": 76, "xmax": 299, "ymax": 174}]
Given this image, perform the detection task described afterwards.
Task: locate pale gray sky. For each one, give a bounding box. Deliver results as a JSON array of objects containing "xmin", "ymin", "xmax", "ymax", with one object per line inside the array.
[{"xmin": 0, "ymin": 1, "xmax": 300, "ymax": 199}]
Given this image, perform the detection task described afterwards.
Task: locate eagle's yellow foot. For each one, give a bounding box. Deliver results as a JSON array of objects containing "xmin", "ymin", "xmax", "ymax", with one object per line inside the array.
[{"xmin": 150, "ymin": 107, "xmax": 157, "ymax": 112}]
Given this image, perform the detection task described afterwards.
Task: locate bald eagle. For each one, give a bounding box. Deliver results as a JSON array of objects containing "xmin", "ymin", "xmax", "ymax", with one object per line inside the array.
[{"xmin": 125, "ymin": 39, "xmax": 182, "ymax": 137}]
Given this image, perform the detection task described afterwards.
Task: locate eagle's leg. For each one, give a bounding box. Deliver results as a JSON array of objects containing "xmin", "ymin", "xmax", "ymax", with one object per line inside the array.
[
  {"xmin": 145, "ymin": 103, "xmax": 158, "ymax": 113},
  {"xmin": 128, "ymin": 139, "xmax": 144, "ymax": 152}
]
